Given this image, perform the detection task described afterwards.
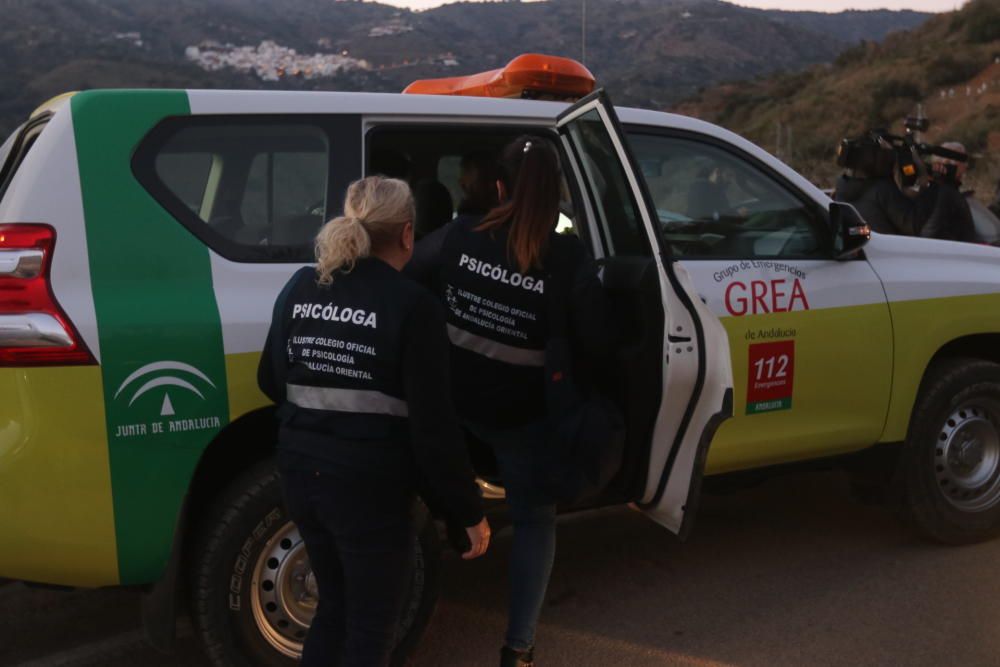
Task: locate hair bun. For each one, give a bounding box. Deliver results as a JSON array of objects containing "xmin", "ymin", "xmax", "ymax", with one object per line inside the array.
[{"xmin": 315, "ymin": 176, "xmax": 413, "ymax": 285}]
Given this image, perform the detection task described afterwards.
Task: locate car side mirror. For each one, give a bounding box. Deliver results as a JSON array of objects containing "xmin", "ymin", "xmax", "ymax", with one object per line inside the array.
[{"xmin": 829, "ymin": 202, "xmax": 871, "ymax": 260}]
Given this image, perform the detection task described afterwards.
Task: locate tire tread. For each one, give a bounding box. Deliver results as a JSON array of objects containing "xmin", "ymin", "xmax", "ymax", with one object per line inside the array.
[
  {"xmin": 190, "ymin": 461, "xmax": 282, "ymax": 667},
  {"xmin": 902, "ymin": 357, "xmax": 1000, "ymax": 544}
]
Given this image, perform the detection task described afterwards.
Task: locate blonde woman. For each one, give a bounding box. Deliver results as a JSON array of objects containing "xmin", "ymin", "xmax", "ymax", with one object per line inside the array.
[{"xmin": 258, "ymin": 176, "xmax": 490, "ymax": 667}]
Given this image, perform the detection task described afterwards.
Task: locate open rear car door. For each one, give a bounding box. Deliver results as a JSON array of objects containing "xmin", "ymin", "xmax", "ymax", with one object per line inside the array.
[{"xmin": 556, "ymin": 91, "xmax": 733, "ymax": 538}]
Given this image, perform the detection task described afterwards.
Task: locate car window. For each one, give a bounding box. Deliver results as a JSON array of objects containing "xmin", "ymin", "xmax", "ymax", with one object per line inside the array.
[
  {"xmin": 368, "ymin": 126, "xmax": 586, "ymax": 244},
  {"xmin": 0, "ymin": 120, "xmax": 44, "ymax": 207},
  {"xmin": 152, "ymin": 124, "xmax": 328, "ymax": 248},
  {"xmin": 626, "ymin": 131, "xmax": 828, "ymax": 259},
  {"xmin": 433, "ymin": 150, "xmax": 578, "ymax": 234},
  {"xmin": 230, "ymin": 149, "xmax": 329, "ymax": 241},
  {"xmin": 435, "ymin": 154, "xmax": 464, "ymax": 211},
  {"xmin": 240, "ymin": 152, "xmax": 269, "ymax": 229},
  {"xmin": 155, "ymin": 152, "xmax": 214, "ymax": 215},
  {"xmin": 135, "ymin": 120, "xmax": 339, "ymax": 261},
  {"xmin": 564, "ymin": 109, "xmax": 652, "ymax": 257},
  {"xmin": 0, "ymin": 124, "xmax": 22, "ymax": 173}
]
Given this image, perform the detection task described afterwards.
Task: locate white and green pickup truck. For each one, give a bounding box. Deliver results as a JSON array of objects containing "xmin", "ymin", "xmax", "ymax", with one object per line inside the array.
[{"xmin": 3, "ymin": 78, "xmax": 1000, "ymax": 665}]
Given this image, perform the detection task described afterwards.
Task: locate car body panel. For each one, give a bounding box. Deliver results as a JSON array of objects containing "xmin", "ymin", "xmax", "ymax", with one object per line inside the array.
[
  {"xmin": 864, "ymin": 233, "xmax": 1000, "ymax": 442},
  {"xmin": 0, "ymin": 96, "xmax": 119, "ymax": 586},
  {"xmin": 2, "ymin": 88, "xmax": 1000, "ymax": 587},
  {"xmin": 619, "ymin": 113, "xmax": 894, "ymax": 473},
  {"xmin": 0, "ymin": 367, "xmax": 118, "ymax": 586},
  {"xmin": 71, "ymin": 90, "xmax": 231, "ymax": 584},
  {"xmin": 706, "ymin": 303, "xmax": 895, "ymax": 472}
]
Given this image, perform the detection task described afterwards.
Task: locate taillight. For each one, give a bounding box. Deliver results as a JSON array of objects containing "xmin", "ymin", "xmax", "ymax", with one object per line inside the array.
[{"xmin": 0, "ymin": 224, "xmax": 95, "ymax": 366}]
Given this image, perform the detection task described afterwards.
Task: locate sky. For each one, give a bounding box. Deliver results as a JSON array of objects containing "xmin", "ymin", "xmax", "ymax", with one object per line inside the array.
[{"xmin": 380, "ymin": 0, "xmax": 965, "ymax": 12}]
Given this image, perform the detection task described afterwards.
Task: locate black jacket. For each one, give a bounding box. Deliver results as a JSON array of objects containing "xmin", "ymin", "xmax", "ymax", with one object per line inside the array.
[
  {"xmin": 919, "ymin": 182, "xmax": 979, "ymax": 243},
  {"xmin": 834, "ymin": 175, "xmax": 928, "ymax": 236},
  {"xmin": 408, "ymin": 215, "xmax": 610, "ymax": 429},
  {"xmin": 258, "ymin": 259, "xmax": 483, "ymax": 527}
]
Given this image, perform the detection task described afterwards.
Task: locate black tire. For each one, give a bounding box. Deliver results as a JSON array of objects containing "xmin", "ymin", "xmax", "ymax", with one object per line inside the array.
[
  {"xmin": 189, "ymin": 459, "xmax": 441, "ymax": 666},
  {"xmin": 900, "ymin": 358, "xmax": 1000, "ymax": 544}
]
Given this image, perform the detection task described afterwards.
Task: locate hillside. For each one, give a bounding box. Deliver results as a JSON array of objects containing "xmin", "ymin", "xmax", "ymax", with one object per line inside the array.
[
  {"xmin": 0, "ymin": 0, "xmax": 930, "ymax": 138},
  {"xmin": 676, "ymin": 0, "xmax": 1000, "ymax": 196}
]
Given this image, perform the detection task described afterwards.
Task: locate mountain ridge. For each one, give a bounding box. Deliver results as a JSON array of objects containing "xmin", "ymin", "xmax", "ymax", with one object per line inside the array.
[{"xmin": 0, "ymin": 0, "xmax": 931, "ymax": 138}]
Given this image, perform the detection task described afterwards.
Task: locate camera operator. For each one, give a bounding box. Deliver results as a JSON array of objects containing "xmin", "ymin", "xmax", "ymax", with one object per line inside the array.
[
  {"xmin": 918, "ymin": 142, "xmax": 978, "ymax": 243},
  {"xmin": 833, "ymin": 135, "xmax": 928, "ymax": 236}
]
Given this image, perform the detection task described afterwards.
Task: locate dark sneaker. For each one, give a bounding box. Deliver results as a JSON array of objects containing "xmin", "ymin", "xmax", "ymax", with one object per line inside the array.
[{"xmin": 501, "ymin": 646, "xmax": 534, "ymax": 667}]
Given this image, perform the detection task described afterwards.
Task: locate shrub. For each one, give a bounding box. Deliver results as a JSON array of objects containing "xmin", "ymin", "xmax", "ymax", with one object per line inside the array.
[
  {"xmin": 834, "ymin": 41, "xmax": 868, "ymax": 69},
  {"xmin": 963, "ymin": 0, "xmax": 1000, "ymax": 44},
  {"xmin": 969, "ymin": 21, "xmax": 1000, "ymax": 44},
  {"xmin": 926, "ymin": 54, "xmax": 984, "ymax": 87},
  {"xmin": 952, "ymin": 105, "xmax": 1000, "ymax": 152},
  {"xmin": 868, "ymin": 78, "xmax": 923, "ymax": 125}
]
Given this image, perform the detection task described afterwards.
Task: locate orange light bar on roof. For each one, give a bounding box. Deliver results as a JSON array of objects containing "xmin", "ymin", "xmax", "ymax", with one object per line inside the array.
[{"xmin": 403, "ymin": 54, "xmax": 595, "ymax": 101}]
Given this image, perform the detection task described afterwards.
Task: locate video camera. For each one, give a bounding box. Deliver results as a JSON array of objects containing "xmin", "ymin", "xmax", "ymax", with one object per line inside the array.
[{"xmin": 837, "ymin": 116, "xmax": 968, "ymax": 188}]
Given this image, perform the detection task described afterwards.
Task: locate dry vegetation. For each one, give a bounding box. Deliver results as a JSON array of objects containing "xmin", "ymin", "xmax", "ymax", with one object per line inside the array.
[{"xmin": 676, "ymin": 0, "xmax": 1000, "ymax": 199}]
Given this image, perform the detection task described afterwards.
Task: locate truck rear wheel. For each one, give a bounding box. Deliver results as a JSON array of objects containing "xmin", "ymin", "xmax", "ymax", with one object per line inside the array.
[
  {"xmin": 901, "ymin": 358, "xmax": 1000, "ymax": 544},
  {"xmin": 190, "ymin": 460, "xmax": 441, "ymax": 666}
]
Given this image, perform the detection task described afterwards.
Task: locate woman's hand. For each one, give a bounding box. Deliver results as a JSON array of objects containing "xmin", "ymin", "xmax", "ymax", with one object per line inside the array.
[{"xmin": 462, "ymin": 517, "xmax": 491, "ymax": 560}]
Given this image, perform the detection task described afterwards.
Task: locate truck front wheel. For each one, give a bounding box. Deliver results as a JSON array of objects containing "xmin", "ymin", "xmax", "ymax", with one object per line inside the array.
[
  {"xmin": 190, "ymin": 460, "xmax": 441, "ymax": 666},
  {"xmin": 901, "ymin": 358, "xmax": 1000, "ymax": 544}
]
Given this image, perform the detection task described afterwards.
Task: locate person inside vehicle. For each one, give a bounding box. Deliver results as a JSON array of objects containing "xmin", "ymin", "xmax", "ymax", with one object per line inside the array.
[
  {"xmin": 920, "ymin": 142, "xmax": 978, "ymax": 243},
  {"xmin": 412, "ymin": 178, "xmax": 454, "ymax": 240},
  {"xmin": 369, "ymin": 149, "xmax": 412, "ymax": 181},
  {"xmin": 457, "ymin": 149, "xmax": 501, "ymax": 215},
  {"xmin": 409, "ymin": 136, "xmax": 610, "ymax": 667},
  {"xmin": 258, "ymin": 176, "xmax": 490, "ymax": 667},
  {"xmin": 686, "ymin": 165, "xmax": 732, "ymax": 221},
  {"xmin": 833, "ymin": 134, "xmax": 928, "ymax": 236}
]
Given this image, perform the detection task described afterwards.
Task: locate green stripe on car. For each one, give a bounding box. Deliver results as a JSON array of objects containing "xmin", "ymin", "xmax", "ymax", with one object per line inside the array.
[{"xmin": 72, "ymin": 90, "xmax": 231, "ymax": 584}]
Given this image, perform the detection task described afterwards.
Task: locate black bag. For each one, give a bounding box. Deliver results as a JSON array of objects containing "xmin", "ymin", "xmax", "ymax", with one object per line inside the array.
[{"xmin": 537, "ymin": 262, "xmax": 625, "ymax": 504}]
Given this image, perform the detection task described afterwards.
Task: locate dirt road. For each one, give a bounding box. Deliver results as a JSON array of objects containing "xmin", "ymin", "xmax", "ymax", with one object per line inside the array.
[{"xmin": 6, "ymin": 470, "xmax": 999, "ymax": 666}]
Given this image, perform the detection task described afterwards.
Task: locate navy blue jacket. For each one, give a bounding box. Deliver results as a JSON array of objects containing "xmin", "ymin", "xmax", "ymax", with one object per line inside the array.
[
  {"xmin": 258, "ymin": 259, "xmax": 483, "ymax": 527},
  {"xmin": 408, "ymin": 215, "xmax": 610, "ymax": 429}
]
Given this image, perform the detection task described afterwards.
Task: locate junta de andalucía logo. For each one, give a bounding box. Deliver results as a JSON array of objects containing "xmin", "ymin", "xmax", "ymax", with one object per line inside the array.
[{"xmin": 112, "ymin": 360, "xmax": 222, "ymax": 438}]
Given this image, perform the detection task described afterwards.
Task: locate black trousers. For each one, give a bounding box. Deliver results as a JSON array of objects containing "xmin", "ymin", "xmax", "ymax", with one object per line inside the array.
[{"xmin": 280, "ymin": 458, "xmax": 415, "ymax": 667}]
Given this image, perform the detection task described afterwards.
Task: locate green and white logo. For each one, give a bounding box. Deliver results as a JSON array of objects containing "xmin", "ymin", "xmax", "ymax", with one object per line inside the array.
[
  {"xmin": 112, "ymin": 360, "xmax": 223, "ymax": 438},
  {"xmin": 114, "ymin": 360, "xmax": 217, "ymax": 417}
]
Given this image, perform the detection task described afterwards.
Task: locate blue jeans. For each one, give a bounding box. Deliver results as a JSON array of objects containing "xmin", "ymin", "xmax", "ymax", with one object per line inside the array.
[{"xmin": 468, "ymin": 420, "xmax": 557, "ymax": 652}]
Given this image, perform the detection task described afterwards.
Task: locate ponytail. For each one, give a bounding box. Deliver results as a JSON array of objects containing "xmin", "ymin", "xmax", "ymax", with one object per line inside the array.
[
  {"xmin": 315, "ymin": 176, "xmax": 414, "ymax": 285},
  {"xmin": 477, "ymin": 135, "xmax": 561, "ymax": 273},
  {"xmin": 315, "ymin": 215, "xmax": 371, "ymax": 285}
]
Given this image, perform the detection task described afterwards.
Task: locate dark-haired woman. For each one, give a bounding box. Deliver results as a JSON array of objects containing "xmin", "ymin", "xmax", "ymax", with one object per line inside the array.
[
  {"xmin": 410, "ymin": 136, "xmax": 609, "ymax": 666},
  {"xmin": 259, "ymin": 176, "xmax": 490, "ymax": 667}
]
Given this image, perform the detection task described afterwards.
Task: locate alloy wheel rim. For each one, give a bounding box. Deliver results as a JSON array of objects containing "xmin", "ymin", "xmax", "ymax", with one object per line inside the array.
[{"xmin": 934, "ymin": 403, "xmax": 1000, "ymax": 512}]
